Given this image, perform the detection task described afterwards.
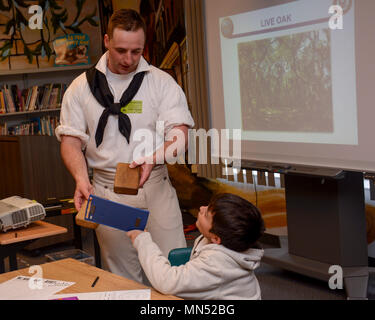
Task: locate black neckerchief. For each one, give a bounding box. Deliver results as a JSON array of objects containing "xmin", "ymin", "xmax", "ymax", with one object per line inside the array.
[{"xmin": 86, "ymin": 66, "xmax": 147, "ymax": 147}]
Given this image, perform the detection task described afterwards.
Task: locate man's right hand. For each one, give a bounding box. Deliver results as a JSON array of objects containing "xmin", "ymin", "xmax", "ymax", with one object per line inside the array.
[{"xmin": 74, "ymin": 179, "xmax": 93, "ymax": 211}]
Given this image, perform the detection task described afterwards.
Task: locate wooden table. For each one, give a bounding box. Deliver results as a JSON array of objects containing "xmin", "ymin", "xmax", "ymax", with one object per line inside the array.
[
  {"xmin": 0, "ymin": 221, "xmax": 67, "ymax": 273},
  {"xmin": 0, "ymin": 258, "xmax": 180, "ymax": 300}
]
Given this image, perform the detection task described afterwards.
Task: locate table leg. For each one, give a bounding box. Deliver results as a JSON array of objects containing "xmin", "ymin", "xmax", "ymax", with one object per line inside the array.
[
  {"xmin": 0, "ymin": 259, "xmax": 4, "ymax": 273},
  {"xmin": 73, "ymin": 214, "xmax": 83, "ymax": 250},
  {"xmin": 93, "ymin": 230, "xmax": 101, "ymax": 269},
  {"xmin": 0, "ymin": 240, "xmax": 34, "ymax": 274},
  {"xmin": 9, "ymin": 254, "xmax": 17, "ymax": 271}
]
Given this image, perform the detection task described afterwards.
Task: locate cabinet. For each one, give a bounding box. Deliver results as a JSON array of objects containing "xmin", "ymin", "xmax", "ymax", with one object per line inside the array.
[{"xmin": 0, "ymin": 135, "xmax": 75, "ymax": 204}]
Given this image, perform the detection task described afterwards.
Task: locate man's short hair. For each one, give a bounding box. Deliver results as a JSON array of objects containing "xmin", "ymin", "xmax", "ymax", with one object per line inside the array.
[
  {"xmin": 107, "ymin": 9, "xmax": 147, "ymax": 39},
  {"xmin": 208, "ymin": 193, "xmax": 265, "ymax": 252}
]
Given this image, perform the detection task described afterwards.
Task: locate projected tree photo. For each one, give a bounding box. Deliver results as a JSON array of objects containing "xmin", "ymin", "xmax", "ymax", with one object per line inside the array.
[{"xmin": 238, "ymin": 29, "xmax": 333, "ymax": 132}]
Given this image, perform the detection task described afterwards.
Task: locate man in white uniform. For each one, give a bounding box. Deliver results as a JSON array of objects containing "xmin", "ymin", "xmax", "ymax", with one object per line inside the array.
[{"xmin": 55, "ymin": 9, "xmax": 194, "ymax": 283}]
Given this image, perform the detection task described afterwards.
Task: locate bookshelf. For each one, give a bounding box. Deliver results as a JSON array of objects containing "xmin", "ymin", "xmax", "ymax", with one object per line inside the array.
[
  {"xmin": 0, "ymin": 64, "xmax": 95, "ymax": 136},
  {"xmin": 0, "ymin": 63, "xmax": 96, "ymax": 204},
  {"xmin": 141, "ymin": 0, "xmax": 185, "ymax": 68}
]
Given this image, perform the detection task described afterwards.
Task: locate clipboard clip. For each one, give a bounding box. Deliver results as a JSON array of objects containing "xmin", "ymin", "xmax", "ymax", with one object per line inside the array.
[{"xmin": 85, "ymin": 197, "xmax": 96, "ymax": 220}]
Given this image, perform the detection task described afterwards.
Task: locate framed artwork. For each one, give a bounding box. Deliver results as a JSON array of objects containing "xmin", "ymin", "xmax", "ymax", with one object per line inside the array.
[{"xmin": 0, "ymin": 0, "xmax": 102, "ymax": 71}]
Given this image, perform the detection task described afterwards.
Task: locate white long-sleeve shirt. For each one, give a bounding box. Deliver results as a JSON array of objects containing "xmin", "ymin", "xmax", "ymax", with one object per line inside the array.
[
  {"xmin": 134, "ymin": 232, "xmax": 264, "ymax": 300},
  {"xmin": 55, "ymin": 53, "xmax": 194, "ymax": 173}
]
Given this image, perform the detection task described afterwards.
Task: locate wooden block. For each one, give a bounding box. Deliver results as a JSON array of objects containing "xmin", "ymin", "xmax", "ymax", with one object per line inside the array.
[
  {"xmin": 75, "ymin": 200, "xmax": 98, "ymax": 230},
  {"xmin": 114, "ymin": 163, "xmax": 140, "ymax": 195}
]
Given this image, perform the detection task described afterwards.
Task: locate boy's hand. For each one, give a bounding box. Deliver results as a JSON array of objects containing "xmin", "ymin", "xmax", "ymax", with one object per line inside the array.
[{"xmin": 127, "ymin": 229, "xmax": 144, "ymax": 244}]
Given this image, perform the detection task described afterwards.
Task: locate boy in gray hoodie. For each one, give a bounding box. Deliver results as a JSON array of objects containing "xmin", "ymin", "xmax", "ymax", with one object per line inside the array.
[{"xmin": 127, "ymin": 193, "xmax": 265, "ymax": 300}]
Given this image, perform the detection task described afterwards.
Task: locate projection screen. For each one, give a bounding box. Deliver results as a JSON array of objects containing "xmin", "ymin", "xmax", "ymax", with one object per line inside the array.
[{"xmin": 203, "ymin": 0, "xmax": 375, "ymax": 173}]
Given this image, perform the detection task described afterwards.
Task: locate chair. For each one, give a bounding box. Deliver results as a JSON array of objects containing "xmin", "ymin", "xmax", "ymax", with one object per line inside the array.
[{"xmin": 168, "ymin": 247, "xmax": 193, "ymax": 266}]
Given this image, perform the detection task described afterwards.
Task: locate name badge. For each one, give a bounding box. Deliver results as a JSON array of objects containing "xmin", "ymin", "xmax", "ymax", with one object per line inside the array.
[{"xmin": 121, "ymin": 101, "xmax": 143, "ymax": 114}]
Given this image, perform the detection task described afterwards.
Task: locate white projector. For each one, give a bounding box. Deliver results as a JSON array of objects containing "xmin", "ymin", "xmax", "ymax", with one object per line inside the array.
[{"xmin": 0, "ymin": 196, "xmax": 46, "ymax": 232}]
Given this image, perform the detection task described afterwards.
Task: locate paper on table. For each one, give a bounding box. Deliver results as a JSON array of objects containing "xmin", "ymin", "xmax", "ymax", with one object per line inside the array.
[
  {"xmin": 0, "ymin": 276, "xmax": 75, "ymax": 300},
  {"xmin": 51, "ymin": 289, "xmax": 151, "ymax": 300}
]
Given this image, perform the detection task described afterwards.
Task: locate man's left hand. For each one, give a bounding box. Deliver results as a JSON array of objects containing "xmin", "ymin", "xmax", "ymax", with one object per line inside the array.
[{"xmin": 130, "ymin": 157, "xmax": 155, "ymax": 188}]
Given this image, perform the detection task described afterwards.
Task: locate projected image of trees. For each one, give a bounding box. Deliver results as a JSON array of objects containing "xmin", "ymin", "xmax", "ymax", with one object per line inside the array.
[{"xmin": 238, "ymin": 29, "xmax": 333, "ymax": 132}]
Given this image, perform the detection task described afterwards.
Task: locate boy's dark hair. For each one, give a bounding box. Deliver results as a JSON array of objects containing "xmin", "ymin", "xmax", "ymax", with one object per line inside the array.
[
  {"xmin": 208, "ymin": 193, "xmax": 265, "ymax": 252},
  {"xmin": 107, "ymin": 9, "xmax": 147, "ymax": 40}
]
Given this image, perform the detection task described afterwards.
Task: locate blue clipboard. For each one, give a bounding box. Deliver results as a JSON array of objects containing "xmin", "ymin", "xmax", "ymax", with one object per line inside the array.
[{"xmin": 84, "ymin": 195, "xmax": 149, "ymax": 231}]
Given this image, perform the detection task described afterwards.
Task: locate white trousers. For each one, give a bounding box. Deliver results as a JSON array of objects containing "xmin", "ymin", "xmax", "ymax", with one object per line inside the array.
[{"xmin": 93, "ymin": 165, "xmax": 186, "ymax": 284}]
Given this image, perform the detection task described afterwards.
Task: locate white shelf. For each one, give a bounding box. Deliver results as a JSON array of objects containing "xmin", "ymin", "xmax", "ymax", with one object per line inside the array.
[{"xmin": 0, "ymin": 64, "xmax": 94, "ymax": 76}]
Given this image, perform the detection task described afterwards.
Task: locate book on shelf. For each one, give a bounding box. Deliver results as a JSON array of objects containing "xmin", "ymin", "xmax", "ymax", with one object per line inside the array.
[
  {"xmin": 179, "ymin": 37, "xmax": 188, "ymax": 95},
  {"xmin": 17, "ymin": 86, "xmax": 24, "ymax": 112},
  {"xmin": 0, "ymin": 91, "xmax": 5, "ymax": 114},
  {"xmin": 158, "ymin": 40, "xmax": 185, "ymax": 89},
  {"xmin": 28, "ymin": 86, "xmax": 39, "ymax": 111},
  {"xmin": 41, "ymin": 116, "xmax": 47, "ymax": 135},
  {"xmin": 3, "ymin": 85, "xmax": 16, "ymax": 113},
  {"xmin": 2, "ymin": 85, "xmax": 8, "ymax": 113},
  {"xmin": 10, "ymin": 85, "xmax": 18, "ymax": 112},
  {"xmin": 0, "ymin": 83, "xmax": 66, "ymax": 114},
  {"xmin": 1, "ymin": 115, "xmax": 59, "ymax": 136},
  {"xmin": 159, "ymin": 42, "xmax": 179, "ymax": 69},
  {"xmin": 25, "ymin": 88, "xmax": 32, "ymax": 111},
  {"xmin": 37, "ymin": 85, "xmax": 47, "ymax": 110},
  {"xmin": 48, "ymin": 84, "xmax": 61, "ymax": 109},
  {"xmin": 53, "ymin": 33, "xmax": 90, "ymax": 67},
  {"xmin": 0, "ymin": 122, "xmax": 7, "ymax": 135},
  {"xmin": 33, "ymin": 117, "xmax": 42, "ymax": 135}
]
